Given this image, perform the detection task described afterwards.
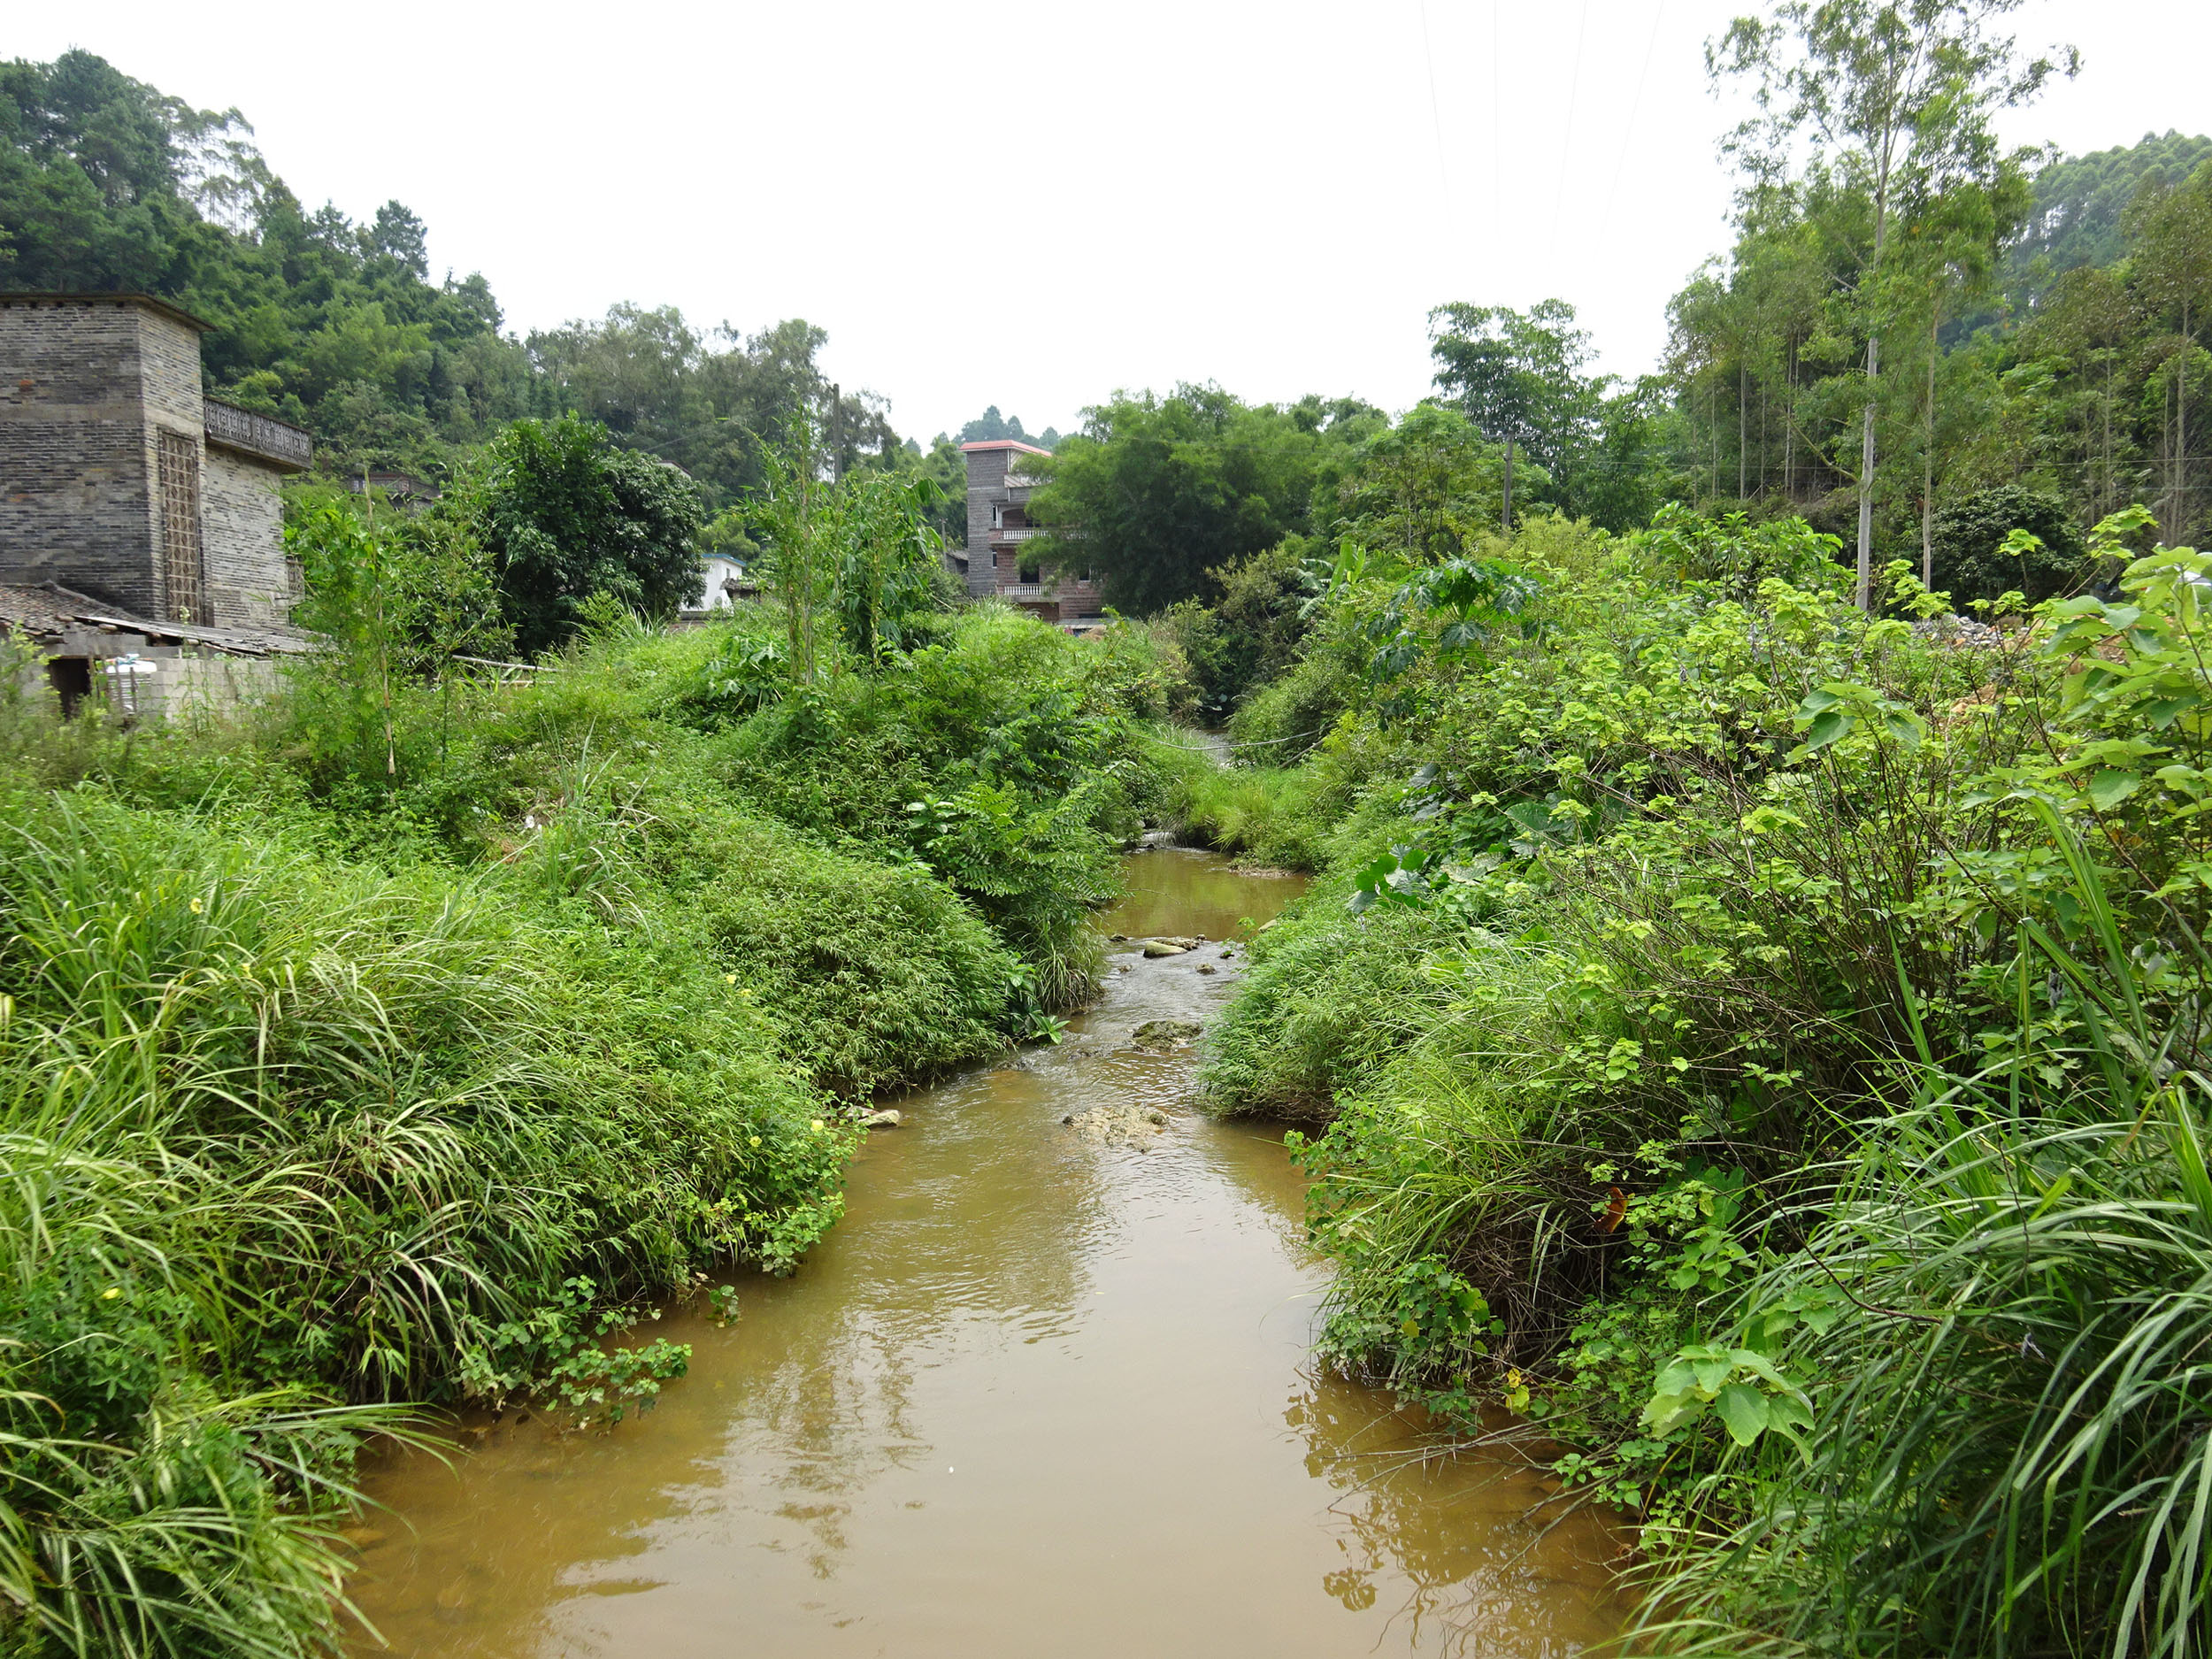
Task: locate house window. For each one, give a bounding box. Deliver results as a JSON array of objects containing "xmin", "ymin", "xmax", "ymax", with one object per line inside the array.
[
  {"xmin": 156, "ymin": 430, "xmax": 204, "ymax": 623},
  {"xmin": 1019, "ymin": 565, "xmax": 1041, "ymax": 585}
]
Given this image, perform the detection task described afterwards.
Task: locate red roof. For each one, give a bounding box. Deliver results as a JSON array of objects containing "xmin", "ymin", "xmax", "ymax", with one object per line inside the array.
[{"xmin": 961, "ymin": 440, "xmax": 1052, "ymax": 455}]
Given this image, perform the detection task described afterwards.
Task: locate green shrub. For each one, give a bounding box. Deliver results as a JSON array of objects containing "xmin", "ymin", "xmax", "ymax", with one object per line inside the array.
[
  {"xmin": 1200, "ymin": 897, "xmax": 1449, "ymax": 1117},
  {"xmin": 1225, "ymin": 632, "xmax": 1360, "ymax": 757},
  {"xmin": 1931, "ymin": 483, "xmax": 2091, "ymax": 607},
  {"xmin": 659, "ymin": 802, "xmax": 1018, "ymax": 1094},
  {"xmin": 1202, "ymin": 504, "xmax": 2212, "ymax": 1654}
]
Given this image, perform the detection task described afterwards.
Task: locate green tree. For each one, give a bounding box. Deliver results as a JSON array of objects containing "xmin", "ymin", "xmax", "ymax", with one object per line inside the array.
[
  {"xmin": 1030, "ymin": 386, "xmax": 1348, "ymax": 615},
  {"xmin": 745, "ymin": 424, "xmax": 949, "ymax": 681},
  {"xmin": 1927, "ymin": 482, "xmax": 2086, "ymax": 604},
  {"xmin": 1319, "ymin": 403, "xmax": 1503, "ymax": 565},
  {"xmin": 2126, "ymin": 163, "xmax": 2212, "ymax": 545},
  {"xmin": 528, "ymin": 310, "xmax": 900, "ymax": 508},
  {"xmin": 956, "ymin": 407, "xmax": 1060, "ymax": 448},
  {"xmin": 0, "ymin": 50, "xmax": 241, "ymax": 291},
  {"xmin": 1427, "ymin": 300, "xmax": 1597, "ymax": 528},
  {"xmin": 459, "ymin": 414, "xmax": 705, "ymax": 657},
  {"xmin": 1155, "ymin": 537, "xmax": 1323, "ymax": 717},
  {"xmin": 1709, "ymin": 0, "xmax": 2072, "ymax": 606},
  {"xmin": 2018, "ymin": 265, "xmax": 2136, "ymax": 523}
]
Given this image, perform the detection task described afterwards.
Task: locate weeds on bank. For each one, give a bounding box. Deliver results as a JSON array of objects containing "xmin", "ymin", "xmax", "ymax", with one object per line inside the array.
[
  {"xmin": 1203, "ymin": 504, "xmax": 2212, "ymax": 1654},
  {"xmin": 0, "ymin": 572, "xmax": 1188, "ymax": 1655}
]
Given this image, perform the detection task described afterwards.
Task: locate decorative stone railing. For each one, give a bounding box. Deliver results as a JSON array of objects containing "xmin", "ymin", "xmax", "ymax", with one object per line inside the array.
[{"xmin": 203, "ymin": 399, "xmax": 313, "ymax": 471}]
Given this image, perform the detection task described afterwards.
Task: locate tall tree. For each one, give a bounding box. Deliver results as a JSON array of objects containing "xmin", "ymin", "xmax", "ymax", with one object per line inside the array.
[
  {"xmin": 1428, "ymin": 300, "xmax": 1597, "ymax": 529},
  {"xmin": 1709, "ymin": 0, "xmax": 2070, "ymax": 606},
  {"xmin": 457, "ymin": 413, "xmax": 705, "ymax": 657},
  {"xmin": 1317, "ymin": 403, "xmax": 1503, "ymax": 566},
  {"xmin": 1029, "ymin": 386, "xmax": 1355, "ymax": 615},
  {"xmin": 2126, "ymin": 164, "xmax": 2212, "ymax": 545}
]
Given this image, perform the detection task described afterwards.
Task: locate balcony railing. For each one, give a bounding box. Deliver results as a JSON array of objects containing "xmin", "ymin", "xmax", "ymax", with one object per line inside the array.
[{"xmin": 203, "ymin": 399, "xmax": 313, "ymax": 472}]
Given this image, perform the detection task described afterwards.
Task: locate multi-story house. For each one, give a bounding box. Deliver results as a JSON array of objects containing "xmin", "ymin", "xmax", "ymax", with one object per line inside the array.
[{"xmin": 958, "ymin": 439, "xmax": 1102, "ymax": 625}]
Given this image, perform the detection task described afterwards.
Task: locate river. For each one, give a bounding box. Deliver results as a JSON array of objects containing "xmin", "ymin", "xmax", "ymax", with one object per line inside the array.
[{"xmin": 346, "ymin": 849, "xmax": 1627, "ymax": 1656}]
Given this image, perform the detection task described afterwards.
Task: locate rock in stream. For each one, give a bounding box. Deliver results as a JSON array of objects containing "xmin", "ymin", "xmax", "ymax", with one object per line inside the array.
[
  {"xmin": 1062, "ymin": 1103, "xmax": 1173, "ymax": 1148},
  {"xmin": 1130, "ymin": 1018, "xmax": 1203, "ymax": 1052}
]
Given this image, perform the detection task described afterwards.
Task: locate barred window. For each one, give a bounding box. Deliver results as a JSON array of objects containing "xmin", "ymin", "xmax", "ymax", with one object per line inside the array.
[{"xmin": 156, "ymin": 430, "xmax": 204, "ymax": 623}]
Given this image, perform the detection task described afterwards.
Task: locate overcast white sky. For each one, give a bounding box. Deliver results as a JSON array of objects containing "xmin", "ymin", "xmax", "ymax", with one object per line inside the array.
[{"xmin": 12, "ymin": 1, "xmax": 2205, "ymax": 443}]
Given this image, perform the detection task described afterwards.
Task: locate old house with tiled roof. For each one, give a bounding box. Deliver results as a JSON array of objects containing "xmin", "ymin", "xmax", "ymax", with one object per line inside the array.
[
  {"xmin": 959, "ymin": 440, "xmax": 1102, "ymax": 626},
  {"xmin": 0, "ymin": 292, "xmax": 311, "ymax": 713}
]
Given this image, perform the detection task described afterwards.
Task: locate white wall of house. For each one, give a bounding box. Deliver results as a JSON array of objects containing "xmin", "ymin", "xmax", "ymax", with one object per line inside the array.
[{"xmin": 694, "ymin": 555, "xmax": 748, "ymax": 612}]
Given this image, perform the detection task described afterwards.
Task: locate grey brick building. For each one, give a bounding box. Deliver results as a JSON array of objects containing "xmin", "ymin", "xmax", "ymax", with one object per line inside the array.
[
  {"xmin": 959, "ymin": 440, "xmax": 1102, "ymax": 625},
  {"xmin": 0, "ymin": 293, "xmax": 312, "ymax": 714},
  {"xmin": 0, "ymin": 293, "xmax": 311, "ymax": 631}
]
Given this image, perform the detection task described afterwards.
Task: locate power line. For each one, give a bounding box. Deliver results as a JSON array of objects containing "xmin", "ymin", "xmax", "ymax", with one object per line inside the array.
[
  {"xmin": 1417, "ymin": 0, "xmax": 1449, "ymax": 200},
  {"xmin": 1550, "ymin": 0, "xmax": 1592, "ymax": 270},
  {"xmin": 1599, "ymin": 0, "xmax": 1668, "ymax": 248},
  {"xmin": 1492, "ymin": 0, "xmax": 1504, "ymax": 244}
]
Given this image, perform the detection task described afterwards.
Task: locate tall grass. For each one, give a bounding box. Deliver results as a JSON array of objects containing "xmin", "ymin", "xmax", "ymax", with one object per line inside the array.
[
  {"xmin": 1635, "ymin": 815, "xmax": 2212, "ymax": 1655},
  {"xmin": 0, "ymin": 592, "xmax": 1192, "ymax": 1654},
  {"xmin": 1156, "ymin": 749, "xmax": 1337, "ymax": 872},
  {"xmin": 0, "ymin": 790, "xmax": 841, "ymax": 1655}
]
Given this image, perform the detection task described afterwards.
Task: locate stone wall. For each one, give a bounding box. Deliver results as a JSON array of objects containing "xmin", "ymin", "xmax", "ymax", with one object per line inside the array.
[
  {"xmin": 0, "ymin": 296, "xmax": 306, "ymax": 633},
  {"xmin": 201, "ymin": 446, "xmax": 295, "ymax": 629},
  {"xmin": 0, "ymin": 296, "xmax": 166, "ymax": 614}
]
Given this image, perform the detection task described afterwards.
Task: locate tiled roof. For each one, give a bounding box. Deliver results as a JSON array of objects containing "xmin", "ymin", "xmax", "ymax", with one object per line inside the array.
[{"xmin": 0, "ymin": 583, "xmax": 309, "ymax": 657}]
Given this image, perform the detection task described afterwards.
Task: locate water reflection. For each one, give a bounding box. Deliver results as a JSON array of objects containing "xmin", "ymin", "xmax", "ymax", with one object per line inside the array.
[
  {"xmin": 1287, "ymin": 1377, "xmax": 1626, "ymax": 1655},
  {"xmin": 348, "ymin": 852, "xmax": 1625, "ymax": 1657}
]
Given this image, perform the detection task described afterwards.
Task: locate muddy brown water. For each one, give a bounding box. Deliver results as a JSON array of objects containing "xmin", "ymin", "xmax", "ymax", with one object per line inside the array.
[{"xmin": 347, "ymin": 849, "xmax": 1628, "ymax": 1656}]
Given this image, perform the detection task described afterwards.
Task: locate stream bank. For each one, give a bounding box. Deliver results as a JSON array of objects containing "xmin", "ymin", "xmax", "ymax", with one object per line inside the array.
[{"xmin": 346, "ymin": 850, "xmax": 1626, "ymax": 1656}]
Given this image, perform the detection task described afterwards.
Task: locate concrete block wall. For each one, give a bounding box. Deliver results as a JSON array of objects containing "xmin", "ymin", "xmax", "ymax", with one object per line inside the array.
[
  {"xmin": 201, "ymin": 446, "xmax": 295, "ymax": 629},
  {"xmin": 87, "ymin": 644, "xmax": 279, "ymax": 724},
  {"xmin": 964, "ymin": 446, "xmax": 1010, "ymax": 596},
  {"xmin": 157, "ymin": 649, "xmax": 280, "ymax": 722},
  {"xmin": 0, "ymin": 297, "xmax": 165, "ymax": 615}
]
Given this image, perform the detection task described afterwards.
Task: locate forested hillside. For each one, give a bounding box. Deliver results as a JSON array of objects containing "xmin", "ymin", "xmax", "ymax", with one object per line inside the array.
[
  {"xmin": 1667, "ymin": 119, "xmax": 2212, "ymax": 578},
  {"xmin": 0, "ymin": 51, "xmax": 932, "ymax": 495}
]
